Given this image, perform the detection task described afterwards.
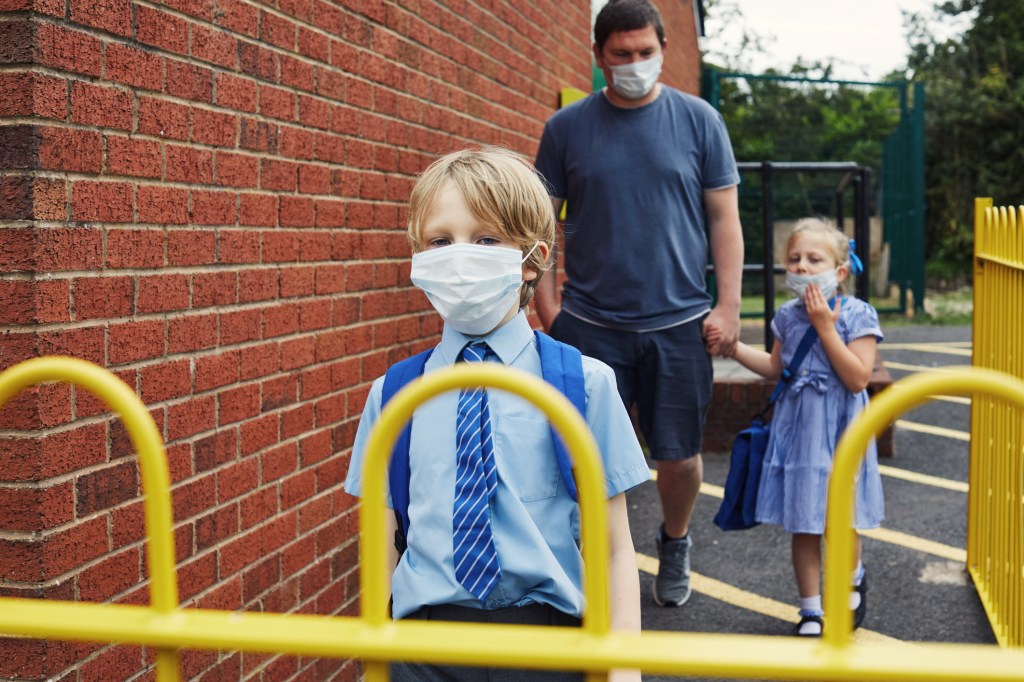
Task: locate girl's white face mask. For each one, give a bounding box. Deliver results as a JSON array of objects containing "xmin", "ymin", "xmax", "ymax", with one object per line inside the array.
[
  {"xmin": 410, "ymin": 243, "xmax": 536, "ymax": 336},
  {"xmin": 786, "ymin": 269, "xmax": 839, "ymax": 300},
  {"xmin": 608, "ymin": 55, "xmax": 662, "ymax": 100}
]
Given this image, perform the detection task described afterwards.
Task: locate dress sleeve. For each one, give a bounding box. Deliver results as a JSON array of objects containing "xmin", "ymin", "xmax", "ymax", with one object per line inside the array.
[{"xmin": 843, "ymin": 299, "xmax": 884, "ymax": 344}]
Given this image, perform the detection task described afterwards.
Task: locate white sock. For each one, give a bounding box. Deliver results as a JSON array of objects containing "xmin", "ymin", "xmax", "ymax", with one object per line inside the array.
[
  {"xmin": 799, "ymin": 595, "xmax": 823, "ymax": 614},
  {"xmin": 850, "ymin": 562, "xmax": 865, "ymax": 610}
]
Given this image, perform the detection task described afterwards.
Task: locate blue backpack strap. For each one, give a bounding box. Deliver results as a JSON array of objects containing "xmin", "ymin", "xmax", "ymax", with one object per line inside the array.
[
  {"xmin": 535, "ymin": 331, "xmax": 583, "ymax": 502},
  {"xmin": 767, "ymin": 323, "xmax": 820, "ymax": 405},
  {"xmin": 382, "ymin": 349, "xmax": 432, "ymax": 540}
]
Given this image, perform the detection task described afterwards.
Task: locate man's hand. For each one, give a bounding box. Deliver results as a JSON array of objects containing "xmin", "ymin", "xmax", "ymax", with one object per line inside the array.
[{"xmin": 703, "ymin": 304, "xmax": 740, "ymax": 357}]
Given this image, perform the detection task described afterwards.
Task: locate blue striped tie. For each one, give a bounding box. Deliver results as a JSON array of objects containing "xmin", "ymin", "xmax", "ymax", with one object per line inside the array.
[{"xmin": 452, "ymin": 342, "xmax": 501, "ymax": 601}]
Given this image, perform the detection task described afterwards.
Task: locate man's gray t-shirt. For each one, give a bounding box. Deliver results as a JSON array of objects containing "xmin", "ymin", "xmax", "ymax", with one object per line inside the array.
[{"xmin": 535, "ymin": 86, "xmax": 740, "ymax": 331}]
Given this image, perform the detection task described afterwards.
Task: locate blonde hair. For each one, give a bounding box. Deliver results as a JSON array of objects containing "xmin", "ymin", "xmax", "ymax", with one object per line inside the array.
[
  {"xmin": 407, "ymin": 146, "xmax": 555, "ymax": 308},
  {"xmin": 784, "ymin": 216, "xmax": 853, "ymax": 292}
]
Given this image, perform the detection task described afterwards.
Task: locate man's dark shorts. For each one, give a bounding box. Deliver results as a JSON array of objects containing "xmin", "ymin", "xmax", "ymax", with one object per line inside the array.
[{"xmin": 549, "ymin": 312, "xmax": 712, "ymax": 461}]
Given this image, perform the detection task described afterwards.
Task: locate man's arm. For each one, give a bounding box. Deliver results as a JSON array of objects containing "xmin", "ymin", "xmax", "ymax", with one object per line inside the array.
[
  {"xmin": 534, "ymin": 197, "xmax": 565, "ymax": 331},
  {"xmin": 702, "ymin": 185, "xmax": 744, "ymax": 357}
]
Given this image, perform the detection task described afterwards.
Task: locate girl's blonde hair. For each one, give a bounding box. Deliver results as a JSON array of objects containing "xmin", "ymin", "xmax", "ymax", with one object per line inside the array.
[
  {"xmin": 407, "ymin": 146, "xmax": 555, "ymax": 309},
  {"xmin": 785, "ymin": 216, "xmax": 853, "ymax": 291}
]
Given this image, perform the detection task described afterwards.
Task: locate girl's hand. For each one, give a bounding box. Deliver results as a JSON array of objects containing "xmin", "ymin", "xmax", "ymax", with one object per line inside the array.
[
  {"xmin": 704, "ymin": 324, "xmax": 725, "ymax": 355},
  {"xmin": 804, "ymin": 283, "xmax": 840, "ymax": 332}
]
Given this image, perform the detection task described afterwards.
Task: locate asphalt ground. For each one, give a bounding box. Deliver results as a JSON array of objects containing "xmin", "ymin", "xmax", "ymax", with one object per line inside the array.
[{"xmin": 626, "ymin": 324, "xmax": 994, "ymax": 681}]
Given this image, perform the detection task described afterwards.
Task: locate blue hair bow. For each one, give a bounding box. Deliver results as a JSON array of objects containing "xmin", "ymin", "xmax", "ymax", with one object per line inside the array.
[{"xmin": 849, "ymin": 239, "xmax": 864, "ymax": 275}]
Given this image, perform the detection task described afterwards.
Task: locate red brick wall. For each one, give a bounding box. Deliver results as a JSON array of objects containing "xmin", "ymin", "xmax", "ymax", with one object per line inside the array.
[
  {"xmin": 0, "ymin": 1, "xmax": 700, "ymax": 679},
  {"xmin": 660, "ymin": 0, "xmax": 701, "ymax": 95}
]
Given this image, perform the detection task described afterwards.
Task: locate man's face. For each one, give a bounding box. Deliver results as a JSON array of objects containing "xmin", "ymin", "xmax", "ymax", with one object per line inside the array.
[{"xmin": 594, "ymin": 25, "xmax": 664, "ymax": 69}]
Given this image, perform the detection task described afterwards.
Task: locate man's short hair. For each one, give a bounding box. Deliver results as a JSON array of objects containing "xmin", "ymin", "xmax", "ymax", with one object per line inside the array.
[{"xmin": 594, "ymin": 0, "xmax": 666, "ymax": 51}]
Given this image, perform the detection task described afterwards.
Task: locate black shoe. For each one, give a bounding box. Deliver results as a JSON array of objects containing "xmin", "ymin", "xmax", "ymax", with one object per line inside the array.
[
  {"xmin": 852, "ymin": 572, "xmax": 868, "ymax": 630},
  {"xmin": 792, "ymin": 614, "xmax": 823, "ymax": 637}
]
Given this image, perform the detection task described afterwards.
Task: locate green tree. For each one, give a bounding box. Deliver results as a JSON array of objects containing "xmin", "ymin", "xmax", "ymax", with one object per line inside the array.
[{"xmin": 908, "ymin": 0, "xmax": 1024, "ymax": 274}]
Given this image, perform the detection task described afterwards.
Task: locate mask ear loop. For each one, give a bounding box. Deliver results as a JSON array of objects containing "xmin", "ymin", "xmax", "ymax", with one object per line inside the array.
[{"xmin": 520, "ymin": 240, "xmax": 541, "ymax": 263}]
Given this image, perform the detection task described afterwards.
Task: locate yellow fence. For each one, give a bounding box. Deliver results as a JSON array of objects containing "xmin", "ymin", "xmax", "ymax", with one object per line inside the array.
[
  {"xmin": 4, "ymin": 357, "xmax": 1024, "ymax": 680},
  {"xmin": 970, "ymin": 198, "xmax": 1024, "ymax": 647}
]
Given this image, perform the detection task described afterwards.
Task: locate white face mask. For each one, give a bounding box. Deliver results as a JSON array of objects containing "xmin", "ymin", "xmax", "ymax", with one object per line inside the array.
[
  {"xmin": 608, "ymin": 55, "xmax": 662, "ymax": 100},
  {"xmin": 786, "ymin": 269, "xmax": 839, "ymax": 300},
  {"xmin": 410, "ymin": 243, "xmax": 537, "ymax": 336}
]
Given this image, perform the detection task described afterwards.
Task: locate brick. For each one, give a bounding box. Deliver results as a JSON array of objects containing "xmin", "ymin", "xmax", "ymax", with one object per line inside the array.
[
  {"xmin": 167, "ymin": 227, "xmax": 216, "ymax": 265},
  {"xmin": 219, "ymin": 527, "xmax": 263, "ymax": 578},
  {"xmin": 0, "ymin": 481, "xmax": 74, "ymax": 532},
  {"xmin": 165, "ymin": 145, "xmax": 214, "ymax": 184},
  {"xmin": 258, "ymin": 83, "xmax": 296, "ymax": 122},
  {"xmin": 240, "ymin": 343, "xmax": 279, "ymax": 380},
  {"xmin": 36, "ymin": 325, "xmax": 104, "ymax": 365},
  {"xmin": 106, "ymin": 228, "xmax": 164, "ymax": 269},
  {"xmin": 137, "ymin": 185, "xmax": 189, "ymax": 225},
  {"xmin": 168, "ymin": 313, "xmax": 218, "ymax": 354},
  {"xmin": 314, "ymin": 198, "xmax": 344, "ymax": 228},
  {"xmin": 42, "ymin": 516, "xmax": 109, "ymax": 580},
  {"xmin": 137, "ymin": 274, "xmax": 189, "ymax": 314},
  {"xmin": 262, "ymin": 301, "xmax": 300, "ymax": 339},
  {"xmin": 0, "ymin": 72, "xmax": 66, "ymax": 120},
  {"xmin": 238, "ymin": 193, "xmax": 278, "ymax": 227},
  {"xmin": 71, "ymin": 181, "xmax": 133, "ymax": 223},
  {"xmin": 190, "ymin": 189, "xmax": 237, "ymax": 226},
  {"xmin": 191, "ymin": 106, "xmax": 238, "ymax": 148},
  {"xmin": 238, "ymin": 42, "xmax": 277, "ymax": 81},
  {"xmin": 107, "ymin": 319, "xmax": 165, "ymax": 365},
  {"xmin": 71, "ymin": 81, "xmax": 132, "ymax": 131},
  {"xmin": 193, "ymin": 270, "xmax": 237, "ymax": 307},
  {"xmin": 239, "ymin": 117, "xmax": 279, "ymax": 153},
  {"xmin": 217, "ymin": 383, "xmax": 260, "ymax": 426},
  {"xmin": 161, "ymin": 0, "xmax": 213, "ymax": 21},
  {"xmin": 279, "ymin": 196, "xmax": 314, "ymax": 227},
  {"xmin": 215, "ymin": 72, "xmax": 257, "ymax": 112},
  {"xmin": 281, "ymin": 403, "xmax": 313, "ymax": 440},
  {"xmin": 215, "ymin": 151, "xmax": 258, "ymax": 188},
  {"xmin": 262, "ymin": 230, "xmax": 298, "ymax": 263},
  {"xmin": 78, "ymin": 547, "xmax": 142, "ymax": 603},
  {"xmin": 139, "ymin": 359, "xmax": 192, "ymax": 403},
  {"xmin": 0, "ymin": 124, "xmax": 38, "ymax": 171},
  {"xmin": 260, "ymin": 9, "xmax": 296, "ymax": 50},
  {"xmin": 238, "ymin": 268, "xmax": 278, "ymax": 302},
  {"xmin": 165, "ymin": 59, "xmax": 213, "ymax": 103},
  {"xmin": 136, "ymin": 5, "xmax": 189, "ymax": 54},
  {"xmin": 34, "ymin": 22, "xmax": 102, "ymax": 77},
  {"xmin": 218, "ymin": 308, "xmax": 260, "ymax": 343},
  {"xmin": 190, "ymin": 23, "xmax": 237, "ymax": 69},
  {"xmin": 76, "ymin": 460, "xmax": 139, "ymax": 517},
  {"xmin": 138, "ymin": 97, "xmax": 190, "ymax": 141},
  {"xmin": 215, "ymin": 0, "xmax": 258, "ymax": 37},
  {"xmin": 240, "ymin": 413, "xmax": 279, "ymax": 455},
  {"xmin": 166, "ymin": 394, "xmax": 216, "ymax": 441},
  {"xmin": 279, "ymin": 265, "xmax": 314, "ymax": 298},
  {"xmin": 297, "ymin": 231, "xmax": 331, "ymax": 261},
  {"xmin": 104, "ymin": 42, "xmax": 163, "ymax": 91},
  {"xmin": 280, "ymin": 336, "xmax": 314, "ymax": 371},
  {"xmin": 106, "ymin": 135, "xmax": 162, "ymax": 179},
  {"xmin": 280, "ymin": 53, "xmax": 315, "ymax": 91},
  {"xmin": 30, "ymin": 227, "xmax": 101, "ymax": 272},
  {"xmin": 216, "ymin": 455, "xmax": 258, "ymax": 501},
  {"xmin": 73, "ymin": 275, "xmax": 133, "ymax": 320},
  {"xmin": 36, "ymin": 126, "xmax": 101, "ymax": 174},
  {"xmin": 299, "ymin": 298, "xmax": 331, "ymax": 332},
  {"xmin": 195, "ymin": 349, "xmax": 240, "ymax": 392},
  {"xmin": 195, "ymin": 427, "xmax": 239, "ymax": 476},
  {"xmin": 260, "ymin": 158, "xmax": 297, "ymax": 192},
  {"xmin": 177, "ymin": 551, "xmax": 218, "ymax": 602},
  {"xmin": 70, "ymin": 0, "xmax": 132, "ymax": 37}
]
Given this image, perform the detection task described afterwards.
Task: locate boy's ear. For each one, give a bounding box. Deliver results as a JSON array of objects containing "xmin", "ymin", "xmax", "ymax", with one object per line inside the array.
[{"xmin": 523, "ymin": 242, "xmax": 551, "ymax": 282}]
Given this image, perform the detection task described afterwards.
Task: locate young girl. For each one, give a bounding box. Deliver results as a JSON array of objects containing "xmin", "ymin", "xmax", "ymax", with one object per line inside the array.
[{"xmin": 715, "ymin": 217, "xmax": 884, "ymax": 637}]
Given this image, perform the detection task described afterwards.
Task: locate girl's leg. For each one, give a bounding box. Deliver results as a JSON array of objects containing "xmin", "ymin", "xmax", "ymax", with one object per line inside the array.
[{"xmin": 792, "ymin": 533, "xmax": 822, "ymax": 598}]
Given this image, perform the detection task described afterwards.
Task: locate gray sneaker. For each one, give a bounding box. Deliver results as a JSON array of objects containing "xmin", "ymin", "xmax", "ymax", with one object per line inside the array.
[{"xmin": 653, "ymin": 527, "xmax": 692, "ymax": 606}]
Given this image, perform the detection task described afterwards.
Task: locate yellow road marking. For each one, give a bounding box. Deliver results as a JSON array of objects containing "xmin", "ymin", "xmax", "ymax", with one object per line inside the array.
[
  {"xmin": 877, "ymin": 464, "xmax": 969, "ymax": 493},
  {"xmin": 635, "ymin": 552, "xmax": 901, "ymax": 643},
  {"xmin": 859, "ymin": 527, "xmax": 967, "ymax": 562},
  {"xmin": 895, "ymin": 419, "xmax": 970, "ymax": 441},
  {"xmin": 882, "ymin": 343, "xmax": 973, "ymax": 357}
]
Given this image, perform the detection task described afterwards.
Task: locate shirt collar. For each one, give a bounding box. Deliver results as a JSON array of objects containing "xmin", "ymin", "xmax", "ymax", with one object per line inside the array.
[{"xmin": 437, "ymin": 311, "xmax": 534, "ymax": 365}]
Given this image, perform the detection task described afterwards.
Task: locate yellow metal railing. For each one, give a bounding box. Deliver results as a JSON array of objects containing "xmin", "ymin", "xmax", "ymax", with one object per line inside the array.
[
  {"xmin": 4, "ymin": 357, "xmax": 1024, "ymax": 680},
  {"xmin": 970, "ymin": 198, "xmax": 1024, "ymax": 647}
]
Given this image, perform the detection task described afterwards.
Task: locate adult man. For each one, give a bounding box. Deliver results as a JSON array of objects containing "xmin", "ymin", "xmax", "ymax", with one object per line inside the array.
[{"xmin": 534, "ymin": 0, "xmax": 743, "ymax": 607}]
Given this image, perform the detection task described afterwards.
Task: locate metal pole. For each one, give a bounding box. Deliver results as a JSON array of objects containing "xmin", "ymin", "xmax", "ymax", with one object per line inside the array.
[
  {"xmin": 762, "ymin": 162, "xmax": 775, "ymax": 350},
  {"xmin": 854, "ymin": 168, "xmax": 872, "ymax": 302}
]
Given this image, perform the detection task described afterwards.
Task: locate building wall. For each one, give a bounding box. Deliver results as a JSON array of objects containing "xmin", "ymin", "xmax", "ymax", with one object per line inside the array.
[{"xmin": 0, "ymin": 1, "xmax": 700, "ymax": 679}]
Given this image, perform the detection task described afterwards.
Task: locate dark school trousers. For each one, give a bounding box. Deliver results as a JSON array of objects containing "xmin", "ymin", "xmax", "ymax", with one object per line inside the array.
[{"xmin": 389, "ymin": 602, "xmax": 584, "ymax": 682}]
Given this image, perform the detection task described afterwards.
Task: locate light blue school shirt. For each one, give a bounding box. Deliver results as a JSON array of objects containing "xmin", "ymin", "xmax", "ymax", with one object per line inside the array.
[{"xmin": 344, "ymin": 311, "xmax": 650, "ymax": 619}]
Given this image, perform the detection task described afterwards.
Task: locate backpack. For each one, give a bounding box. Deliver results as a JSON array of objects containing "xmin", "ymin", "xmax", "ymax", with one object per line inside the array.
[{"xmin": 381, "ymin": 331, "xmax": 585, "ymax": 551}]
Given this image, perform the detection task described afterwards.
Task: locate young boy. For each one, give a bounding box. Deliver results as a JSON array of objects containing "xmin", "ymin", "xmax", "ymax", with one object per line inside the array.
[{"xmin": 344, "ymin": 147, "xmax": 649, "ymax": 681}]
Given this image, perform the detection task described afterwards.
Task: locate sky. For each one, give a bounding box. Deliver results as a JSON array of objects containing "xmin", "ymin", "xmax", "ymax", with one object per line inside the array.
[{"xmin": 700, "ymin": 0, "xmax": 968, "ymax": 82}]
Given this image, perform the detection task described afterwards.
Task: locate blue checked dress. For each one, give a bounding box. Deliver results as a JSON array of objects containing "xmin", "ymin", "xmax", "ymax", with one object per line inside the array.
[{"xmin": 754, "ymin": 297, "xmax": 885, "ymax": 534}]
